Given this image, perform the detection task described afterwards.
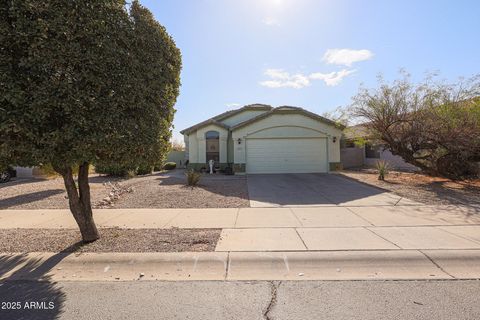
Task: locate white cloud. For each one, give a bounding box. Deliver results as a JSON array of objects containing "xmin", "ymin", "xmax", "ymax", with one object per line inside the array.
[
  {"xmin": 309, "ymin": 69, "xmax": 356, "ymax": 86},
  {"xmin": 260, "ymin": 69, "xmax": 311, "ymax": 89},
  {"xmin": 260, "ymin": 68, "xmax": 355, "ymax": 88},
  {"xmin": 322, "ymin": 49, "xmax": 373, "ymax": 66},
  {"xmin": 262, "ymin": 17, "xmax": 280, "ymax": 26},
  {"xmin": 226, "ymin": 103, "xmax": 241, "ymax": 108}
]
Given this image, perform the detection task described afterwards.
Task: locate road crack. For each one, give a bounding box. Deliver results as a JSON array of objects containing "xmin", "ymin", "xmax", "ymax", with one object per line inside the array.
[{"xmin": 263, "ymin": 281, "xmax": 282, "ymax": 320}]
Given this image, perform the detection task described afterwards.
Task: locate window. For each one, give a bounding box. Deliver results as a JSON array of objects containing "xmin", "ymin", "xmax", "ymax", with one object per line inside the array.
[{"xmin": 205, "ymin": 131, "xmax": 219, "ymax": 162}]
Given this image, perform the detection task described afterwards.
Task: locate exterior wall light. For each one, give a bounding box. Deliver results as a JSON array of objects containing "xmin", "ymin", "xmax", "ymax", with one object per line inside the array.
[
  {"xmin": 332, "ymin": 136, "xmax": 337, "ymax": 143},
  {"xmin": 237, "ymin": 138, "xmax": 242, "ymax": 145}
]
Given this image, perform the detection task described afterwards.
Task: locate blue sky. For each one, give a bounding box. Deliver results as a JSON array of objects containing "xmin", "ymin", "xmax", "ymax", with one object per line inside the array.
[{"xmin": 139, "ymin": 0, "xmax": 480, "ymax": 141}]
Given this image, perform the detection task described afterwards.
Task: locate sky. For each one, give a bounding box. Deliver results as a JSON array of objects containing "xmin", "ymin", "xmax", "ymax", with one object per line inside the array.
[{"xmin": 139, "ymin": 0, "xmax": 480, "ymax": 141}]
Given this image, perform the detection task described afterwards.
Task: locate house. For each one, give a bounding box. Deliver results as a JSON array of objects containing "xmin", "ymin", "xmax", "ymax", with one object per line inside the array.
[
  {"xmin": 180, "ymin": 104, "xmax": 344, "ymax": 174},
  {"xmin": 341, "ymin": 124, "xmax": 418, "ymax": 171}
]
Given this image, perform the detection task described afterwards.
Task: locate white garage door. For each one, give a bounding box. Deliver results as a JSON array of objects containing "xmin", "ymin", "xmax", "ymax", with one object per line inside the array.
[{"xmin": 246, "ymin": 138, "xmax": 328, "ymax": 174}]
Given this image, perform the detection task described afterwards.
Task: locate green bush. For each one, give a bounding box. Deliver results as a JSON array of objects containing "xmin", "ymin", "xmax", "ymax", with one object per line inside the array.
[
  {"xmin": 0, "ymin": 162, "xmax": 11, "ymax": 172},
  {"xmin": 95, "ymin": 164, "xmax": 135, "ymax": 177},
  {"xmin": 38, "ymin": 163, "xmax": 94, "ymax": 177},
  {"xmin": 96, "ymin": 163, "xmax": 155, "ymax": 177},
  {"xmin": 163, "ymin": 162, "xmax": 176, "ymax": 170},
  {"xmin": 137, "ymin": 164, "xmax": 153, "ymax": 175},
  {"xmin": 376, "ymin": 160, "xmax": 390, "ymax": 181},
  {"xmin": 185, "ymin": 169, "xmax": 201, "ymax": 186}
]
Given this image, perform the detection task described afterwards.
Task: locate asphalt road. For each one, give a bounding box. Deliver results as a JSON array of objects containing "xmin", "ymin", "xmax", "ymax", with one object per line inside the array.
[{"xmin": 1, "ymin": 280, "xmax": 479, "ymax": 320}]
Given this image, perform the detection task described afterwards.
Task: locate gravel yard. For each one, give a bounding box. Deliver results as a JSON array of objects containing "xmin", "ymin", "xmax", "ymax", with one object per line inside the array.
[
  {"xmin": 112, "ymin": 172, "xmax": 249, "ymax": 208},
  {"xmin": 0, "ymin": 228, "xmax": 221, "ymax": 253},
  {"xmin": 339, "ymin": 169, "xmax": 480, "ymax": 207},
  {"xmin": 0, "ymin": 175, "xmax": 121, "ymax": 209},
  {"xmin": 0, "ymin": 170, "xmax": 249, "ymax": 209}
]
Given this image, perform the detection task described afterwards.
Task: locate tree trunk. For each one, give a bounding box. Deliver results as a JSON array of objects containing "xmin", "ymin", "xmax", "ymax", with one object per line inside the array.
[{"xmin": 57, "ymin": 162, "xmax": 100, "ymax": 242}]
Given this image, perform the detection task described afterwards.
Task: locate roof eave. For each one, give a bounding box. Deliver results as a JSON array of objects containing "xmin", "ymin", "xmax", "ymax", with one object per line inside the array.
[
  {"xmin": 231, "ymin": 107, "xmax": 345, "ymax": 131},
  {"xmin": 180, "ymin": 120, "xmax": 229, "ymax": 135},
  {"xmin": 180, "ymin": 104, "xmax": 273, "ymax": 135}
]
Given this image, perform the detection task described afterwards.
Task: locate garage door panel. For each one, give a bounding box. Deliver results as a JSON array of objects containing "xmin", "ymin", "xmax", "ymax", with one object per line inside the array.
[{"xmin": 246, "ymin": 138, "xmax": 327, "ymax": 174}]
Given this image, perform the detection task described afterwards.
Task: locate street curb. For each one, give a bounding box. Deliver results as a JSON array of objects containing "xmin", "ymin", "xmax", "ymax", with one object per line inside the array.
[{"xmin": 1, "ymin": 250, "xmax": 480, "ymax": 281}]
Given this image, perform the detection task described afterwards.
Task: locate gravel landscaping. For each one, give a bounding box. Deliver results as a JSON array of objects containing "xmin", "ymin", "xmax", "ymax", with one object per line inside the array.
[
  {"xmin": 0, "ymin": 170, "xmax": 249, "ymax": 209},
  {"xmin": 339, "ymin": 169, "xmax": 480, "ymax": 207},
  {"xmin": 112, "ymin": 172, "xmax": 249, "ymax": 208},
  {"xmin": 0, "ymin": 228, "xmax": 221, "ymax": 253}
]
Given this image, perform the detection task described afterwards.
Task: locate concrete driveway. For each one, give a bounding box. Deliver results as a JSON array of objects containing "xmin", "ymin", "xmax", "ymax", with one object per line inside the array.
[{"xmin": 247, "ymin": 173, "xmax": 420, "ymax": 207}]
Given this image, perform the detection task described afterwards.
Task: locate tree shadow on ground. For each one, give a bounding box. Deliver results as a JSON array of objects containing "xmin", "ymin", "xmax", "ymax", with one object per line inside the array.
[
  {"xmin": 87, "ymin": 175, "xmax": 124, "ymax": 184},
  {"xmin": 342, "ymin": 169, "xmax": 480, "ymax": 210},
  {"xmin": 0, "ymin": 189, "xmax": 65, "ymax": 209},
  {"xmin": 246, "ymin": 173, "xmax": 390, "ymax": 206},
  {"xmin": 0, "ymin": 242, "xmax": 84, "ymax": 320},
  {"xmin": 0, "ymin": 177, "xmax": 49, "ymax": 189},
  {"xmin": 417, "ymin": 180, "xmax": 480, "ymax": 208}
]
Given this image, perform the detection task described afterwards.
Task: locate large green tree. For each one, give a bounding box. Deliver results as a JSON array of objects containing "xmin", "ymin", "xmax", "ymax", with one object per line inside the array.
[
  {"xmin": 0, "ymin": 0, "xmax": 181, "ymax": 241},
  {"xmin": 351, "ymin": 74, "xmax": 480, "ymax": 179}
]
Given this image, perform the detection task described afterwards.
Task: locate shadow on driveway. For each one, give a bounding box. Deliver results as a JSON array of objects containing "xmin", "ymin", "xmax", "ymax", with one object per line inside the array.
[{"xmin": 246, "ymin": 173, "xmax": 401, "ymax": 207}]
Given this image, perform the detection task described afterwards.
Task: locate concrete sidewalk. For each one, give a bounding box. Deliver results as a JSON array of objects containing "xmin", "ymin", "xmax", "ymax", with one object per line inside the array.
[
  {"xmin": 1, "ymin": 205, "xmax": 479, "ymax": 229},
  {"xmin": 1, "ymin": 206, "xmax": 480, "ymax": 281},
  {"xmin": 1, "ymin": 206, "xmax": 479, "ymax": 252}
]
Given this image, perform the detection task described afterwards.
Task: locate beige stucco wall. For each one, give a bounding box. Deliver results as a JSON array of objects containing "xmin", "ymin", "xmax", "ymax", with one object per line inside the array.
[
  {"xmin": 220, "ymin": 110, "xmax": 268, "ymax": 127},
  {"xmin": 365, "ymin": 149, "xmax": 419, "ymax": 171},
  {"xmin": 184, "ymin": 135, "xmax": 189, "ymax": 161},
  {"xmin": 13, "ymin": 166, "xmax": 34, "ymax": 178},
  {"xmin": 166, "ymin": 151, "xmax": 186, "ymax": 167},
  {"xmin": 187, "ymin": 124, "xmax": 228, "ymax": 163},
  {"xmin": 340, "ymin": 147, "xmax": 365, "ymax": 168},
  {"xmin": 232, "ymin": 113, "xmax": 342, "ymax": 165}
]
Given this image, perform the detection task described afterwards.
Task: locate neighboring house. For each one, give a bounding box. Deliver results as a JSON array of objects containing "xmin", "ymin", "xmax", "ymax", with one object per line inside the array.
[
  {"xmin": 13, "ymin": 167, "xmax": 42, "ymax": 178},
  {"xmin": 341, "ymin": 124, "xmax": 418, "ymax": 171},
  {"xmin": 180, "ymin": 104, "xmax": 344, "ymax": 174},
  {"xmin": 165, "ymin": 150, "xmax": 186, "ymax": 168}
]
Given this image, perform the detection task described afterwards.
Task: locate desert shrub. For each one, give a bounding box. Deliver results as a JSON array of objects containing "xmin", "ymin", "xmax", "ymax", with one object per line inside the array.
[
  {"xmin": 185, "ymin": 169, "xmax": 201, "ymax": 186},
  {"xmin": 375, "ymin": 160, "xmax": 390, "ymax": 181},
  {"xmin": 37, "ymin": 163, "xmax": 59, "ymax": 177},
  {"xmin": 163, "ymin": 162, "xmax": 176, "ymax": 170},
  {"xmin": 137, "ymin": 164, "xmax": 153, "ymax": 175},
  {"xmin": 126, "ymin": 169, "xmax": 137, "ymax": 179}
]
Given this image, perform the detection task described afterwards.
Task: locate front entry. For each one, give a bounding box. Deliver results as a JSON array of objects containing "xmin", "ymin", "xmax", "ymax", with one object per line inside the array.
[{"xmin": 205, "ymin": 130, "xmax": 219, "ymax": 162}]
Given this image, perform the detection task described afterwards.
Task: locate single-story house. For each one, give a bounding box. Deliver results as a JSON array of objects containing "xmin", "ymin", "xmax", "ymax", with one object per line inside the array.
[
  {"xmin": 180, "ymin": 104, "xmax": 344, "ymax": 174},
  {"xmin": 341, "ymin": 124, "xmax": 418, "ymax": 171}
]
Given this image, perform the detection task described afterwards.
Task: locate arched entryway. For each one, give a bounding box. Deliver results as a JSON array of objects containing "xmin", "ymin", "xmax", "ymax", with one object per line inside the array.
[{"xmin": 205, "ymin": 131, "xmax": 219, "ymax": 162}]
